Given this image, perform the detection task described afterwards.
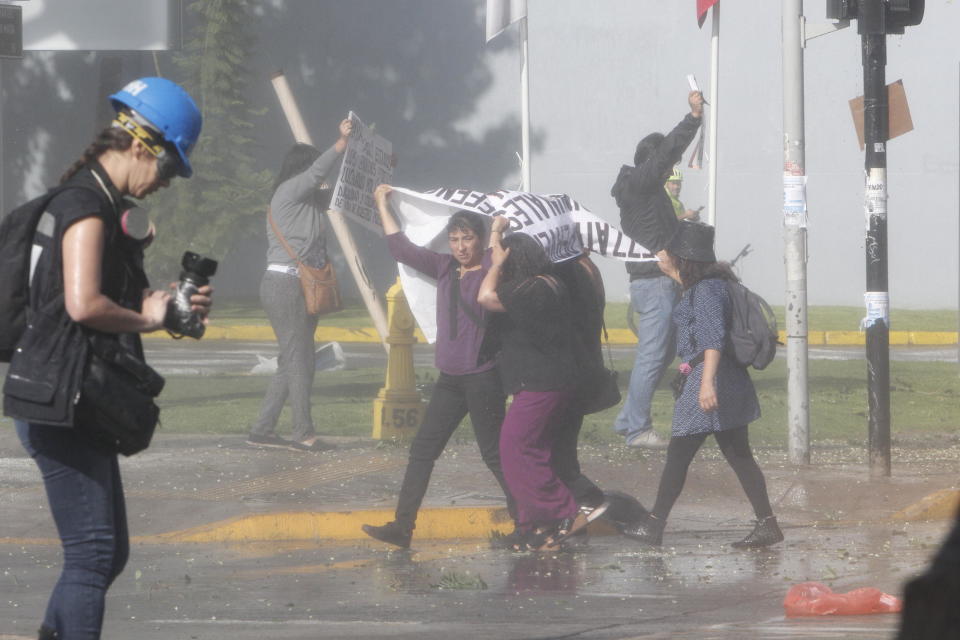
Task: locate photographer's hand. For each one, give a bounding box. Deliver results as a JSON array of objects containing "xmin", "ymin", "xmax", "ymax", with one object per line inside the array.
[
  {"xmin": 141, "ymin": 289, "xmax": 171, "ymax": 332},
  {"xmin": 171, "ymin": 283, "xmax": 214, "ymax": 323}
]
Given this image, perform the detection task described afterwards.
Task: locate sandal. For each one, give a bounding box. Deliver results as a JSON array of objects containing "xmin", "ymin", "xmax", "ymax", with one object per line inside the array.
[
  {"xmin": 510, "ymin": 525, "xmax": 560, "ymax": 552},
  {"xmin": 547, "ymin": 501, "xmax": 611, "ymax": 546}
]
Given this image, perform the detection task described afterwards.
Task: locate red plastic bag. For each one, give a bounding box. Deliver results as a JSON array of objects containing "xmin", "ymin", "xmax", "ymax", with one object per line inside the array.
[{"xmin": 784, "ymin": 582, "xmax": 902, "ymax": 617}]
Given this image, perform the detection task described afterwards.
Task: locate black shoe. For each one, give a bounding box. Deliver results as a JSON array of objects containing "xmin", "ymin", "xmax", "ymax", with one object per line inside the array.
[
  {"xmin": 38, "ymin": 625, "xmax": 58, "ymax": 640},
  {"xmin": 362, "ymin": 521, "xmax": 412, "ymax": 548},
  {"xmin": 731, "ymin": 516, "xmax": 784, "ymax": 549},
  {"xmin": 623, "ymin": 515, "xmax": 665, "ymax": 546},
  {"xmin": 490, "ymin": 527, "xmax": 524, "ymax": 550},
  {"xmin": 290, "ymin": 438, "xmax": 336, "ymax": 452},
  {"xmin": 246, "ymin": 433, "xmax": 293, "ymax": 449}
]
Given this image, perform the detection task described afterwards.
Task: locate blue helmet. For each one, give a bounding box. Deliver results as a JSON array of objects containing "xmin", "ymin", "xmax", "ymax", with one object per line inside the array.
[{"xmin": 110, "ymin": 77, "xmax": 202, "ymax": 178}]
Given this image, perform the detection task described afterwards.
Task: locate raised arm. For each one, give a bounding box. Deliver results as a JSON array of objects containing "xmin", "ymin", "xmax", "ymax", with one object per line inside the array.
[
  {"xmin": 282, "ymin": 119, "xmax": 354, "ymax": 203},
  {"xmin": 374, "ymin": 183, "xmax": 401, "ymax": 235},
  {"xmin": 478, "ymin": 216, "xmax": 509, "ymax": 312},
  {"xmin": 631, "ymin": 92, "xmax": 704, "ymax": 192}
]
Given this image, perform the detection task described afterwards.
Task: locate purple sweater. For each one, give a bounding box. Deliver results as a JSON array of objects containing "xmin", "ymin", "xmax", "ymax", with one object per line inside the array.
[{"xmin": 387, "ymin": 232, "xmax": 494, "ymax": 376}]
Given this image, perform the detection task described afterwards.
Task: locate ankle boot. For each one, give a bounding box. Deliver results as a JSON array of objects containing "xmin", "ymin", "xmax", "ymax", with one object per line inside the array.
[
  {"xmin": 38, "ymin": 625, "xmax": 58, "ymax": 640},
  {"xmin": 731, "ymin": 515, "xmax": 784, "ymax": 549},
  {"xmin": 622, "ymin": 514, "xmax": 665, "ymax": 546},
  {"xmin": 362, "ymin": 520, "xmax": 412, "ymax": 548}
]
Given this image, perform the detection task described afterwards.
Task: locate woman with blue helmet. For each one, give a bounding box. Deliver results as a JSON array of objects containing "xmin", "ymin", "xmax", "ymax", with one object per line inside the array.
[{"xmin": 10, "ymin": 77, "xmax": 208, "ymax": 640}]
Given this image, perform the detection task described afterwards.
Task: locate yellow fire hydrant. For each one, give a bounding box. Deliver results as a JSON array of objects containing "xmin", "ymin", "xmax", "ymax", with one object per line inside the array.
[{"xmin": 372, "ymin": 277, "xmax": 424, "ymax": 440}]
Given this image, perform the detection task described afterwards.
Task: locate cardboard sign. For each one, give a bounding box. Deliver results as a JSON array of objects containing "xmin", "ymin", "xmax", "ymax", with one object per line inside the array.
[
  {"xmin": 849, "ymin": 79, "xmax": 914, "ymax": 151},
  {"xmin": 330, "ymin": 112, "xmax": 393, "ymax": 233}
]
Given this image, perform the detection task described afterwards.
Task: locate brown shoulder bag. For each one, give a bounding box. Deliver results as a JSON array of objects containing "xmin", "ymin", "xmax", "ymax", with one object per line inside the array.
[{"xmin": 267, "ymin": 207, "xmax": 341, "ymax": 316}]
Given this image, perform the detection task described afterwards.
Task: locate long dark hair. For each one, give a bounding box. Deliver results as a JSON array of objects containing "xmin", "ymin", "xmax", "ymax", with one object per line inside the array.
[
  {"xmin": 501, "ymin": 233, "xmax": 551, "ymax": 284},
  {"xmin": 669, "ymin": 252, "xmax": 739, "ymax": 291},
  {"xmin": 273, "ymin": 143, "xmax": 321, "ymax": 194},
  {"xmin": 60, "ymin": 127, "xmax": 134, "ymax": 184}
]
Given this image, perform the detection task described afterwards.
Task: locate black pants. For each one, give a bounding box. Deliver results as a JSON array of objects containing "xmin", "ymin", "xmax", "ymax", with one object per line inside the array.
[
  {"xmin": 651, "ymin": 426, "xmax": 773, "ymax": 522},
  {"xmin": 395, "ymin": 368, "xmax": 515, "ymax": 529},
  {"xmin": 551, "ymin": 410, "xmax": 604, "ymax": 508}
]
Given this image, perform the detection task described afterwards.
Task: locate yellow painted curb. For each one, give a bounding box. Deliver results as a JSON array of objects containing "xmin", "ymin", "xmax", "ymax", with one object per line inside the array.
[
  {"xmin": 137, "ymin": 507, "xmax": 619, "ymax": 544},
  {"xmin": 143, "ymin": 325, "xmax": 959, "ymax": 347},
  {"xmin": 891, "ymin": 489, "xmax": 960, "ymax": 522}
]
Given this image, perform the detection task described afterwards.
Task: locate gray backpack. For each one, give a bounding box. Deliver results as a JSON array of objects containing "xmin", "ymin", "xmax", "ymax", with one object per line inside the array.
[{"xmin": 725, "ymin": 281, "xmax": 779, "ymax": 370}]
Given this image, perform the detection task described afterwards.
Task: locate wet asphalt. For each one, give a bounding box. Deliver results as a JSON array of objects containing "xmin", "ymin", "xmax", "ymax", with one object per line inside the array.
[{"xmin": 1, "ymin": 423, "xmax": 957, "ymax": 639}]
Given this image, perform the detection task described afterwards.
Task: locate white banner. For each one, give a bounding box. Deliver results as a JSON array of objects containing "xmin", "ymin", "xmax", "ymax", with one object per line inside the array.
[
  {"xmin": 330, "ymin": 111, "xmax": 393, "ymax": 233},
  {"xmin": 389, "ymin": 186, "xmax": 655, "ymax": 343}
]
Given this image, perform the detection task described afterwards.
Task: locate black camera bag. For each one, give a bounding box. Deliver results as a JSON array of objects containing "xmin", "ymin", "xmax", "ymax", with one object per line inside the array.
[{"xmin": 75, "ymin": 335, "xmax": 165, "ymax": 456}]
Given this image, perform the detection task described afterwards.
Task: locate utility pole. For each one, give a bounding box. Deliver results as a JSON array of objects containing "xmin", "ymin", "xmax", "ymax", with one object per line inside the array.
[
  {"xmin": 859, "ymin": 0, "xmax": 891, "ymax": 478},
  {"xmin": 782, "ymin": 0, "xmax": 810, "ymax": 465},
  {"xmin": 825, "ymin": 0, "xmax": 923, "ymax": 477}
]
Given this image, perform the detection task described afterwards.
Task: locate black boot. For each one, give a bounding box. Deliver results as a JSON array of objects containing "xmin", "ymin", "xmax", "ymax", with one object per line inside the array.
[
  {"xmin": 731, "ymin": 515, "xmax": 784, "ymax": 549},
  {"xmin": 38, "ymin": 625, "xmax": 58, "ymax": 640},
  {"xmin": 622, "ymin": 514, "xmax": 665, "ymax": 546},
  {"xmin": 362, "ymin": 521, "xmax": 412, "ymax": 548}
]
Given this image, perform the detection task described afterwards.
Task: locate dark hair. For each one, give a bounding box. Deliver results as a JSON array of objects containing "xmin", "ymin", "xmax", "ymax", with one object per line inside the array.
[
  {"xmin": 446, "ymin": 210, "xmax": 486, "ymax": 241},
  {"xmin": 669, "ymin": 252, "xmax": 739, "ymax": 291},
  {"xmin": 273, "ymin": 143, "xmax": 321, "ymax": 194},
  {"xmin": 60, "ymin": 127, "xmax": 134, "ymax": 184},
  {"xmin": 501, "ymin": 233, "xmax": 552, "ymax": 284},
  {"xmin": 633, "ymin": 132, "xmax": 664, "ymax": 167}
]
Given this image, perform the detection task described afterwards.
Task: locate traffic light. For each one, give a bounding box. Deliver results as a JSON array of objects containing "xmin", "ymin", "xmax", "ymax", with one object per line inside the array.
[{"xmin": 825, "ymin": 0, "xmax": 924, "ymax": 33}]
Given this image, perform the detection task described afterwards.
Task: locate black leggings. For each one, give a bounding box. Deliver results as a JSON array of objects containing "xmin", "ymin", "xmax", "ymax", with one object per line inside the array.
[{"xmin": 651, "ymin": 426, "xmax": 773, "ymax": 522}]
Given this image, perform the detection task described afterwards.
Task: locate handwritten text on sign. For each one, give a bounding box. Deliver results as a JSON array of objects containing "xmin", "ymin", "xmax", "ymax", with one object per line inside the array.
[{"xmin": 330, "ymin": 111, "xmax": 393, "ymax": 233}]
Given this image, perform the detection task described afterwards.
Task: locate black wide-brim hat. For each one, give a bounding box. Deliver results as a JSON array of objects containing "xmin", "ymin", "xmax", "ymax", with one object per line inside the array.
[{"xmin": 667, "ymin": 221, "xmax": 716, "ymax": 262}]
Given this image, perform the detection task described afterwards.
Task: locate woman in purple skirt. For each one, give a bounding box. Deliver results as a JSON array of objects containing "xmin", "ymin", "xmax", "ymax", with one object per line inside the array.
[{"xmin": 478, "ymin": 217, "xmax": 607, "ymax": 551}]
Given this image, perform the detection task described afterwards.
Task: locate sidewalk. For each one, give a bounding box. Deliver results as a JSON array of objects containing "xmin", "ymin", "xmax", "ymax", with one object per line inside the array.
[{"xmin": 144, "ymin": 324, "xmax": 960, "ymax": 346}]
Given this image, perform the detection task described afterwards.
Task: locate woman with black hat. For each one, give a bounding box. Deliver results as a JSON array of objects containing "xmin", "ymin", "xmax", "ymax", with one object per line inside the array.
[{"xmin": 623, "ymin": 221, "xmax": 783, "ymax": 549}]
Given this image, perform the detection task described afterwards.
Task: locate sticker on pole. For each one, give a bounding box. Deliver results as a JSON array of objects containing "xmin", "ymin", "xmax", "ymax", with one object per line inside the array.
[
  {"xmin": 861, "ymin": 291, "xmax": 889, "ymax": 330},
  {"xmin": 783, "ymin": 175, "xmax": 807, "ymax": 228},
  {"xmin": 330, "ymin": 111, "xmax": 394, "ymax": 234}
]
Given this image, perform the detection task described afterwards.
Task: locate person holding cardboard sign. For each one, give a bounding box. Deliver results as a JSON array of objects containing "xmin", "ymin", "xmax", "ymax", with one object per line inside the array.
[{"xmin": 247, "ymin": 119, "xmax": 352, "ymax": 452}]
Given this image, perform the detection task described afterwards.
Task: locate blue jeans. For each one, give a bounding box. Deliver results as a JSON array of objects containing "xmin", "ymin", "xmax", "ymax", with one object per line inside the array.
[
  {"xmin": 16, "ymin": 420, "xmax": 129, "ymax": 640},
  {"xmin": 614, "ymin": 276, "xmax": 679, "ymax": 440}
]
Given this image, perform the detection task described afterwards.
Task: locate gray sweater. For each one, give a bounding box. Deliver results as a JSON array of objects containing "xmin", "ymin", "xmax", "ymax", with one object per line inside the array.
[{"xmin": 266, "ymin": 144, "xmax": 343, "ymax": 268}]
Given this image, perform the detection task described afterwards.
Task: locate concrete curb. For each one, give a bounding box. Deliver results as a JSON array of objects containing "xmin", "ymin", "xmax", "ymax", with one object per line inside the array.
[
  {"xmin": 2, "ymin": 491, "xmax": 955, "ymax": 547},
  {"xmin": 143, "ymin": 325, "xmax": 960, "ymax": 346}
]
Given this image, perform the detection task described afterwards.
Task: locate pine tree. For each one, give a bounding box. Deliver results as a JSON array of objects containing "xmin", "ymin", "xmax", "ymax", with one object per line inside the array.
[{"xmin": 147, "ymin": 0, "xmax": 271, "ymax": 282}]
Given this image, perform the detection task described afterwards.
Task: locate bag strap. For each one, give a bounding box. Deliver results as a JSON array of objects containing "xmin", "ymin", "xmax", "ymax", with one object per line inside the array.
[{"xmin": 267, "ymin": 207, "xmax": 305, "ymax": 268}]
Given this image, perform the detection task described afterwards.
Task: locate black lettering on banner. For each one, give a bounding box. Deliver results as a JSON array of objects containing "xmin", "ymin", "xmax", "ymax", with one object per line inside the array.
[
  {"xmin": 627, "ymin": 240, "xmax": 646, "ymax": 259},
  {"xmin": 521, "ymin": 194, "xmax": 549, "ymax": 221},
  {"xmin": 612, "ymin": 231, "xmax": 627, "ymax": 258},
  {"xmin": 574, "ymin": 222, "xmax": 585, "ymax": 247},
  {"xmin": 535, "ymin": 232, "xmax": 549, "ymax": 251},
  {"xmin": 464, "ymin": 191, "xmax": 486, "ymax": 210},
  {"xmin": 477, "ymin": 200, "xmax": 497, "ymax": 215},
  {"xmin": 449, "ymin": 189, "xmax": 471, "ymax": 205},
  {"xmin": 424, "ymin": 187, "xmax": 444, "ymax": 197},
  {"xmin": 595, "ymin": 222, "xmax": 609, "ymax": 255},
  {"xmin": 507, "ymin": 215, "xmax": 523, "ymax": 232},
  {"xmin": 504, "ymin": 198, "xmax": 533, "ymax": 227},
  {"xmin": 546, "ymin": 196, "xmax": 565, "ymax": 217}
]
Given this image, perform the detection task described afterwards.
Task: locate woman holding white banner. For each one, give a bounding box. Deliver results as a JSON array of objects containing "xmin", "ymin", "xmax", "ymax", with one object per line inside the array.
[
  {"xmin": 478, "ymin": 217, "xmax": 608, "ymax": 551},
  {"xmin": 361, "ymin": 185, "xmax": 516, "ymax": 549},
  {"xmin": 246, "ymin": 119, "xmax": 352, "ymax": 452}
]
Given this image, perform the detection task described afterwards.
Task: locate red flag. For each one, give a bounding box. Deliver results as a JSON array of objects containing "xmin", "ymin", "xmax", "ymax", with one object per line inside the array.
[{"xmin": 697, "ymin": 0, "xmax": 719, "ymax": 28}]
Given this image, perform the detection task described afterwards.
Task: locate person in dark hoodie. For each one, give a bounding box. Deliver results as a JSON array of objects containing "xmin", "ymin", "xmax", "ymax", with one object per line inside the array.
[{"xmin": 611, "ymin": 91, "xmax": 704, "ymax": 449}]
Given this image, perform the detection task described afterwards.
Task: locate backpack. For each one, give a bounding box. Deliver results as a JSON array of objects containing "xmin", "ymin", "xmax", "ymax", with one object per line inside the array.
[
  {"xmin": 725, "ymin": 280, "xmax": 779, "ymax": 370},
  {"xmin": 0, "ymin": 185, "xmax": 96, "ymax": 362}
]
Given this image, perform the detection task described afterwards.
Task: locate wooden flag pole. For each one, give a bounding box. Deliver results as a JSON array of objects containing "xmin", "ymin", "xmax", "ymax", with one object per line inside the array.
[{"xmin": 271, "ymin": 71, "xmax": 389, "ymax": 352}]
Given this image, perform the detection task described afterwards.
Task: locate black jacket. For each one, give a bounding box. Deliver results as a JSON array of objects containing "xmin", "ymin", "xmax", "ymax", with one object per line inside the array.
[{"xmin": 613, "ymin": 113, "xmax": 702, "ymax": 280}]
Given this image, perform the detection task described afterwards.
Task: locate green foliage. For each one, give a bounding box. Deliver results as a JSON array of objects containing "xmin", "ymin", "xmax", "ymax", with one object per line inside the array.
[{"xmin": 146, "ymin": 0, "xmax": 272, "ymax": 282}]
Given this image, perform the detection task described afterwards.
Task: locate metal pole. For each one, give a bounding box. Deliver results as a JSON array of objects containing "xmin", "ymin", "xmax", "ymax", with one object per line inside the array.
[
  {"xmin": 861, "ymin": 0, "xmax": 891, "ymax": 477},
  {"xmin": 520, "ymin": 16, "xmax": 531, "ymax": 191},
  {"xmin": 706, "ymin": 5, "xmax": 720, "ymax": 226},
  {"xmin": 783, "ymin": 0, "xmax": 810, "ymax": 465}
]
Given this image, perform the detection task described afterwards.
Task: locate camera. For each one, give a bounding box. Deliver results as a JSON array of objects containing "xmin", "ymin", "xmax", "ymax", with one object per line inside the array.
[{"xmin": 164, "ymin": 251, "xmax": 218, "ymax": 339}]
